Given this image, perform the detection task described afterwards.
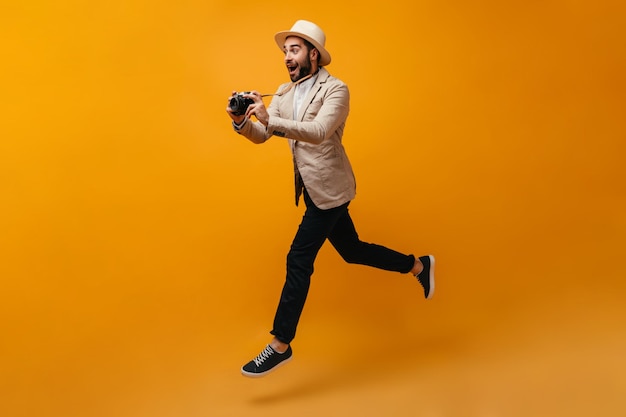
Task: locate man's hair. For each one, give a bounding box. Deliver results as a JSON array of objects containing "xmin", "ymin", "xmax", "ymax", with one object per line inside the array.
[{"xmin": 302, "ymin": 38, "xmax": 320, "ymax": 64}]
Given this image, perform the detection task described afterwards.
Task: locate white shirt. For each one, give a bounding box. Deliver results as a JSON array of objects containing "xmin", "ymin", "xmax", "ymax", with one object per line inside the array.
[{"xmin": 293, "ymin": 73, "xmax": 318, "ymax": 120}]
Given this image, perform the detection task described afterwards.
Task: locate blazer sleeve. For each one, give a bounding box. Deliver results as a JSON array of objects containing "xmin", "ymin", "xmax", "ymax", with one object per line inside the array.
[{"xmin": 266, "ymin": 80, "xmax": 349, "ymax": 145}]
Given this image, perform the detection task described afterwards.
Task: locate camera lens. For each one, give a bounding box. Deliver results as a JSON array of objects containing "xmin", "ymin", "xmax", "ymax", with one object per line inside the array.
[
  {"xmin": 229, "ymin": 96, "xmax": 241, "ymax": 113},
  {"xmin": 229, "ymin": 94, "xmax": 251, "ymax": 116}
]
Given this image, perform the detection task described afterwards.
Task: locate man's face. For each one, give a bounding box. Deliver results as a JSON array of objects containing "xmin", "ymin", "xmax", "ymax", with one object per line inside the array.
[{"xmin": 283, "ymin": 36, "xmax": 316, "ymax": 82}]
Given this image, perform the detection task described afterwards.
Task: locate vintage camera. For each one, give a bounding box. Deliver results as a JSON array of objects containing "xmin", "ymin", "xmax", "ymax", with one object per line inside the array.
[{"xmin": 229, "ymin": 92, "xmax": 254, "ymax": 116}]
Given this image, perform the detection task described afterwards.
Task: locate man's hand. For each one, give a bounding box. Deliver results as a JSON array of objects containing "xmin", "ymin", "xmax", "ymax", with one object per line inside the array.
[
  {"xmin": 226, "ymin": 90, "xmax": 269, "ymax": 127},
  {"xmin": 243, "ymin": 91, "xmax": 269, "ymax": 127}
]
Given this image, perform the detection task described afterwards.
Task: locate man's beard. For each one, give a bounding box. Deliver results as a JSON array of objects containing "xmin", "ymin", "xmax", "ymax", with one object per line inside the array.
[{"xmin": 291, "ymin": 56, "xmax": 312, "ymax": 82}]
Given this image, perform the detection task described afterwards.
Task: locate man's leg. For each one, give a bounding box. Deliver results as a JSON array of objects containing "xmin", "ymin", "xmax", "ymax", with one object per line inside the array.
[
  {"xmin": 328, "ymin": 208, "xmax": 435, "ymax": 298},
  {"xmin": 328, "ymin": 207, "xmax": 415, "ymax": 272},
  {"xmin": 241, "ymin": 191, "xmax": 349, "ymax": 377},
  {"xmin": 271, "ymin": 197, "xmax": 349, "ymax": 344}
]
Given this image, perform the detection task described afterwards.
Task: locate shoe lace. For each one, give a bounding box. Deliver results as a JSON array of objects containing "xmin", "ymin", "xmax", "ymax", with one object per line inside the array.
[{"xmin": 253, "ymin": 345, "xmax": 275, "ymax": 367}]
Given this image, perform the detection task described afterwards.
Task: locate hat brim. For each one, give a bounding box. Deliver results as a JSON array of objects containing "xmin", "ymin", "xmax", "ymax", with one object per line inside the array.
[{"xmin": 274, "ymin": 31, "xmax": 331, "ymax": 66}]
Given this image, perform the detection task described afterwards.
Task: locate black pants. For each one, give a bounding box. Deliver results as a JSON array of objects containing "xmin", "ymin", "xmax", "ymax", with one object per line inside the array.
[{"xmin": 271, "ymin": 190, "xmax": 415, "ymax": 344}]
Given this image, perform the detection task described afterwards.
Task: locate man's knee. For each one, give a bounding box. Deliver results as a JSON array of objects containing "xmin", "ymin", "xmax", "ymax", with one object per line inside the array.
[{"xmin": 337, "ymin": 247, "xmax": 365, "ymax": 264}]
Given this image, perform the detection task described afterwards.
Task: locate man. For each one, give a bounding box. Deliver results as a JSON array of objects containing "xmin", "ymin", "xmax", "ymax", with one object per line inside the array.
[{"xmin": 226, "ymin": 20, "xmax": 435, "ymax": 378}]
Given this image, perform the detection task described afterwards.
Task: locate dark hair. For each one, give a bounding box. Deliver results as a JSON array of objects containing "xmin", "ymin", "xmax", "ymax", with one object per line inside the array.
[{"xmin": 302, "ymin": 38, "xmax": 320, "ymax": 64}]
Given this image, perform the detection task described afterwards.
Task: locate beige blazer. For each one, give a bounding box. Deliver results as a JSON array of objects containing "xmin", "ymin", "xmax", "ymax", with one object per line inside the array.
[{"xmin": 236, "ymin": 67, "xmax": 356, "ymax": 209}]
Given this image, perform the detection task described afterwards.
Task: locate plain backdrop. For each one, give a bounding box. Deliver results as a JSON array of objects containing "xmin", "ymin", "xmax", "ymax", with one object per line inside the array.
[{"xmin": 1, "ymin": 1, "xmax": 625, "ymax": 416}]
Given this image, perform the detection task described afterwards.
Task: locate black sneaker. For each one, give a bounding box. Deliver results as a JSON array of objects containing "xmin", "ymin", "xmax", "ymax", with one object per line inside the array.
[
  {"xmin": 415, "ymin": 255, "xmax": 435, "ymax": 299},
  {"xmin": 241, "ymin": 344, "xmax": 293, "ymax": 377}
]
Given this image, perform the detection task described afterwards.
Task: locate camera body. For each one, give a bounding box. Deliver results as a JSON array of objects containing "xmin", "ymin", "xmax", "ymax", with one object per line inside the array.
[{"xmin": 229, "ymin": 92, "xmax": 254, "ymax": 116}]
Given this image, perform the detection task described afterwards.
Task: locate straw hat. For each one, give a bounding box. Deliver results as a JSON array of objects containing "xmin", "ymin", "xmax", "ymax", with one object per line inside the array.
[{"xmin": 274, "ymin": 20, "xmax": 332, "ymax": 66}]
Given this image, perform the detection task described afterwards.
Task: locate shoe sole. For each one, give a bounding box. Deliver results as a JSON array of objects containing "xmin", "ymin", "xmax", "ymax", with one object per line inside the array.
[
  {"xmin": 426, "ymin": 255, "xmax": 435, "ymax": 299},
  {"xmin": 240, "ymin": 356, "xmax": 293, "ymax": 378}
]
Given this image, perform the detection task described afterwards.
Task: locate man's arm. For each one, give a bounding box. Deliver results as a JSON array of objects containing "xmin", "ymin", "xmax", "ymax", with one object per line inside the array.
[{"xmin": 266, "ymin": 82, "xmax": 349, "ymax": 145}]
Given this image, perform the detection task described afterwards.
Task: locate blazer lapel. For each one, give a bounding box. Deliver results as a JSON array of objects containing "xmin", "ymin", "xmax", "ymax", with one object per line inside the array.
[
  {"xmin": 297, "ymin": 68, "xmax": 329, "ymax": 121},
  {"xmin": 280, "ymin": 86, "xmax": 296, "ymax": 121}
]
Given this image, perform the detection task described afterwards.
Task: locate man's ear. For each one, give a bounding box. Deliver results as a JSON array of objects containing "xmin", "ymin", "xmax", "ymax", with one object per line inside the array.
[{"xmin": 311, "ymin": 48, "xmax": 319, "ymax": 61}]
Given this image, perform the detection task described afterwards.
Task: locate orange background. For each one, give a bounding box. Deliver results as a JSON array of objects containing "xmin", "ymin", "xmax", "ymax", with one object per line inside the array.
[{"xmin": 1, "ymin": 1, "xmax": 625, "ymax": 416}]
